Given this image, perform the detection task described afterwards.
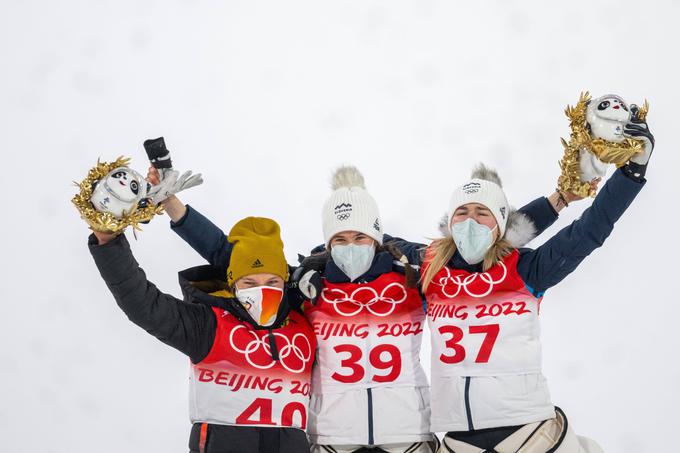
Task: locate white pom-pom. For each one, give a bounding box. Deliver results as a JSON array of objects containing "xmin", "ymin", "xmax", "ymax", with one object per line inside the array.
[
  {"xmin": 331, "ymin": 165, "xmax": 366, "ymax": 190},
  {"xmin": 471, "ymin": 163, "xmax": 503, "ymax": 187}
]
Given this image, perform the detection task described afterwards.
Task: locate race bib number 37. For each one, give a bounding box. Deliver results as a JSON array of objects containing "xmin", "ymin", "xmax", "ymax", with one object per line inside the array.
[{"xmin": 425, "ymin": 254, "xmax": 543, "ymax": 376}]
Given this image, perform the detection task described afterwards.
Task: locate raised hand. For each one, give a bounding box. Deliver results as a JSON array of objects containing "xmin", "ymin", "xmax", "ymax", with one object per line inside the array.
[
  {"xmin": 143, "ymin": 137, "xmax": 204, "ymax": 205},
  {"xmin": 147, "ymin": 168, "xmax": 203, "ymax": 205},
  {"xmin": 624, "ymin": 104, "xmax": 655, "ymax": 167},
  {"xmin": 291, "ymin": 267, "xmax": 323, "ymax": 305}
]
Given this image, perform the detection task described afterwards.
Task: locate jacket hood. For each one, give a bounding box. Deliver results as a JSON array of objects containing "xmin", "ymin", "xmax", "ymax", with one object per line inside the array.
[{"xmin": 178, "ymin": 264, "xmax": 292, "ymax": 330}]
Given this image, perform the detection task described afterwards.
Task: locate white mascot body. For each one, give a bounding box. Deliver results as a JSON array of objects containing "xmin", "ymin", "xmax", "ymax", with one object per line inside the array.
[
  {"xmin": 90, "ymin": 167, "xmax": 149, "ymax": 217},
  {"xmin": 579, "ymin": 94, "xmax": 632, "ymax": 183}
]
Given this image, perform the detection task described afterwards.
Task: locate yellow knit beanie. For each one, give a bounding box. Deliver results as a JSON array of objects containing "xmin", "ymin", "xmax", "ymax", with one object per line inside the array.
[{"xmin": 226, "ymin": 217, "xmax": 289, "ymax": 287}]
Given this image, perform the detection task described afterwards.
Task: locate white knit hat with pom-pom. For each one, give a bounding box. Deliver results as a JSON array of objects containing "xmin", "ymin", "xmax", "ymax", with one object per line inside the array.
[
  {"xmin": 447, "ymin": 164, "xmax": 510, "ymax": 237},
  {"xmin": 322, "ymin": 166, "xmax": 383, "ymax": 246}
]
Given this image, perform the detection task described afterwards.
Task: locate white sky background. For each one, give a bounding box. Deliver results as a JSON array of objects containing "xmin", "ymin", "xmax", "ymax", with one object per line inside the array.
[{"xmin": 1, "ymin": 0, "xmax": 679, "ymax": 451}]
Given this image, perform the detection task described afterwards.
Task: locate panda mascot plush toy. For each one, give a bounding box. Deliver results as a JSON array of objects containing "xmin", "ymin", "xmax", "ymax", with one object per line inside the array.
[
  {"xmin": 72, "ymin": 137, "xmax": 203, "ymax": 233},
  {"xmin": 579, "ymin": 94, "xmax": 632, "ymax": 183},
  {"xmin": 557, "ymin": 92, "xmax": 648, "ymax": 198},
  {"xmin": 89, "ymin": 166, "xmax": 150, "ymax": 218}
]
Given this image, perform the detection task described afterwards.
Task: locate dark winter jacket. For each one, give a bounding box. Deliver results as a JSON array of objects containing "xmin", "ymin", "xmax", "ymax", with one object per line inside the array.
[
  {"xmin": 391, "ymin": 168, "xmax": 644, "ymax": 297},
  {"xmin": 169, "ymin": 197, "xmax": 558, "ymax": 287},
  {"xmin": 88, "ymin": 234, "xmax": 310, "ymax": 453}
]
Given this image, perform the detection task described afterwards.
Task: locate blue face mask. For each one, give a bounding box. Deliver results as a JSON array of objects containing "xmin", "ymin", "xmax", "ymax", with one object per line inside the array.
[
  {"xmin": 331, "ymin": 244, "xmax": 376, "ymax": 282},
  {"xmin": 451, "ymin": 218, "xmax": 497, "ymax": 265}
]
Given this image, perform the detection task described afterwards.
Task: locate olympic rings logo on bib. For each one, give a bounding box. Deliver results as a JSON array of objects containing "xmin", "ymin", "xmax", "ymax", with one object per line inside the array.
[
  {"xmin": 434, "ymin": 263, "xmax": 508, "ymax": 298},
  {"xmin": 320, "ymin": 282, "xmax": 408, "ymax": 317},
  {"xmin": 228, "ymin": 325, "xmax": 313, "ymax": 374}
]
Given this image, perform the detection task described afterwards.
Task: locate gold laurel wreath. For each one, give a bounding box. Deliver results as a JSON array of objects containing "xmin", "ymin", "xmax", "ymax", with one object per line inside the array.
[
  {"xmin": 72, "ymin": 156, "xmax": 164, "ymax": 233},
  {"xmin": 557, "ymin": 91, "xmax": 649, "ymax": 198}
]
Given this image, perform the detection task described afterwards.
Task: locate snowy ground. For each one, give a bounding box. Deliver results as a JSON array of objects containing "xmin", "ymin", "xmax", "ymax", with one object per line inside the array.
[{"xmin": 1, "ymin": 1, "xmax": 679, "ymax": 451}]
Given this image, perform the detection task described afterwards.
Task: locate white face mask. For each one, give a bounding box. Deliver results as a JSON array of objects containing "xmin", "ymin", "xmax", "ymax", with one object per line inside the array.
[
  {"xmin": 234, "ymin": 286, "xmax": 284, "ymax": 327},
  {"xmin": 451, "ymin": 218, "xmax": 497, "ymax": 265},
  {"xmin": 331, "ymin": 244, "xmax": 376, "ymax": 282}
]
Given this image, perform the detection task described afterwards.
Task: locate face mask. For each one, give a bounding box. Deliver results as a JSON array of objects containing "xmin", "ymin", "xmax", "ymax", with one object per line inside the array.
[
  {"xmin": 235, "ymin": 286, "xmax": 284, "ymax": 327},
  {"xmin": 331, "ymin": 244, "xmax": 376, "ymax": 282},
  {"xmin": 451, "ymin": 218, "xmax": 497, "ymax": 265}
]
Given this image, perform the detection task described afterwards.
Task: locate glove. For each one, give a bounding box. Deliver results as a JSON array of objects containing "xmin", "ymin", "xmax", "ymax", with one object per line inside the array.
[
  {"xmin": 144, "ymin": 137, "xmax": 174, "ymax": 169},
  {"xmin": 291, "ymin": 267, "xmax": 323, "ymax": 305},
  {"xmin": 623, "ymin": 104, "xmax": 655, "ymax": 179},
  {"xmin": 143, "ymin": 137, "xmax": 204, "ymax": 204},
  {"xmin": 148, "ymin": 168, "xmax": 203, "ymax": 205}
]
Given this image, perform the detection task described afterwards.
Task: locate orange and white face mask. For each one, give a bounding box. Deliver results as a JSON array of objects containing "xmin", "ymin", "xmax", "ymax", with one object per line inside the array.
[{"xmin": 234, "ymin": 286, "xmax": 284, "ymax": 327}]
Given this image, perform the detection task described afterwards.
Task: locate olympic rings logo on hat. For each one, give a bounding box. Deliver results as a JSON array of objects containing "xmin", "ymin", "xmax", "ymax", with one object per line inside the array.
[
  {"xmin": 434, "ymin": 263, "xmax": 508, "ymax": 298},
  {"xmin": 320, "ymin": 282, "xmax": 408, "ymax": 317},
  {"xmin": 228, "ymin": 326, "xmax": 313, "ymax": 374}
]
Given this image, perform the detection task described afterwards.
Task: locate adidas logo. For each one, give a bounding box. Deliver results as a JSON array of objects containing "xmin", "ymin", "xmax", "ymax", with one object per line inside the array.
[
  {"xmin": 251, "ymin": 259, "xmax": 264, "ymax": 268},
  {"xmin": 500, "ymin": 207, "xmax": 506, "ymax": 219},
  {"xmin": 373, "ymin": 218, "xmax": 381, "ymax": 231}
]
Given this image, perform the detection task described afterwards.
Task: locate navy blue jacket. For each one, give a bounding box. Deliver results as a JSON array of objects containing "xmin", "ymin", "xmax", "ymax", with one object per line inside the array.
[
  {"xmin": 390, "ymin": 168, "xmax": 644, "ymax": 297},
  {"xmin": 172, "ymin": 169, "xmax": 643, "ymax": 297},
  {"xmin": 171, "ymin": 196, "xmax": 557, "ymax": 286}
]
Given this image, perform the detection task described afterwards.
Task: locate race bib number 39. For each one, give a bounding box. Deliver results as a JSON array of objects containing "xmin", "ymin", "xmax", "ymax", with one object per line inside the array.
[{"xmin": 306, "ymin": 272, "xmax": 429, "ymax": 391}]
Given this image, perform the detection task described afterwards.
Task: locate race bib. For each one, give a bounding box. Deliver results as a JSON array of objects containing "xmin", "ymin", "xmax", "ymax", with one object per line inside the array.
[
  {"xmin": 424, "ymin": 251, "xmax": 543, "ymax": 376},
  {"xmin": 190, "ymin": 309, "xmax": 316, "ymax": 429},
  {"xmin": 305, "ymin": 272, "xmax": 429, "ymax": 392}
]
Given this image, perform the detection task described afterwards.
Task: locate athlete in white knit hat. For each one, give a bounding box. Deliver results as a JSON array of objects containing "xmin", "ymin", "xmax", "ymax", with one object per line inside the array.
[
  {"xmin": 300, "ymin": 166, "xmax": 438, "ymax": 452},
  {"xmin": 417, "ymin": 112, "xmax": 653, "ymax": 452}
]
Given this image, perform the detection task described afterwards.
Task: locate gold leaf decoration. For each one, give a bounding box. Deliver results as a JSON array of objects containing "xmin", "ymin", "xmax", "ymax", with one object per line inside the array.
[
  {"xmin": 557, "ymin": 91, "xmax": 648, "ymax": 197},
  {"xmin": 72, "ymin": 157, "xmax": 164, "ymax": 233}
]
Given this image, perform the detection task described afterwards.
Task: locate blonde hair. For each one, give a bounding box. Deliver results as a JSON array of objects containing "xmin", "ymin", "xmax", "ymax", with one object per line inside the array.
[{"xmin": 420, "ymin": 236, "xmax": 514, "ymax": 293}]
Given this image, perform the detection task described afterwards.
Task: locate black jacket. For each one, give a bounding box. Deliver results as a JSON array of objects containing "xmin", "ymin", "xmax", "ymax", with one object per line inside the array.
[{"xmin": 89, "ymin": 234, "xmax": 310, "ymax": 453}]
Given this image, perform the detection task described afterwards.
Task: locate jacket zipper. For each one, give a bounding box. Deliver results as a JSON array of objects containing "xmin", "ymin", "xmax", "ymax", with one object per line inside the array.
[
  {"xmin": 367, "ymin": 388, "xmax": 375, "ymax": 445},
  {"xmin": 464, "ymin": 376, "xmax": 474, "ymax": 431}
]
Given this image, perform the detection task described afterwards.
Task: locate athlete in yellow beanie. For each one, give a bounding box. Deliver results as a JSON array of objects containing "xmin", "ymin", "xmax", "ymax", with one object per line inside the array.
[
  {"xmin": 226, "ymin": 216, "xmax": 289, "ymax": 287},
  {"xmin": 219, "ymin": 217, "xmax": 290, "ymax": 327}
]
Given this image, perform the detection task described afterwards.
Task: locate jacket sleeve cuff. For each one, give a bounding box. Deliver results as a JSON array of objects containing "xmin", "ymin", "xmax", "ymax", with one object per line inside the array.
[
  {"xmin": 88, "ymin": 232, "xmax": 138, "ymax": 284},
  {"xmin": 170, "ymin": 204, "xmax": 193, "ymax": 228},
  {"xmin": 518, "ymin": 196, "xmax": 559, "ymax": 237}
]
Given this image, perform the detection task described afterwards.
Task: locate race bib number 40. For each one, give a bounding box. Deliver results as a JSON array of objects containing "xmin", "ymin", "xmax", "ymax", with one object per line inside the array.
[{"xmin": 190, "ymin": 309, "xmax": 315, "ymax": 429}]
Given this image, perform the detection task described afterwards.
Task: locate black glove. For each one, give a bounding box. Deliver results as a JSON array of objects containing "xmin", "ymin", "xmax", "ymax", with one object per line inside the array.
[
  {"xmin": 143, "ymin": 137, "xmax": 173, "ymax": 169},
  {"xmin": 143, "ymin": 137, "xmax": 203, "ymax": 204},
  {"xmin": 623, "ymin": 104, "xmax": 655, "ymax": 180}
]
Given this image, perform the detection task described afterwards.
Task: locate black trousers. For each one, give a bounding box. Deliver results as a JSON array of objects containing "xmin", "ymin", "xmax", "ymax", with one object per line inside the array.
[
  {"xmin": 446, "ymin": 425, "xmax": 522, "ymax": 450},
  {"xmin": 189, "ymin": 423, "xmax": 310, "ymax": 453}
]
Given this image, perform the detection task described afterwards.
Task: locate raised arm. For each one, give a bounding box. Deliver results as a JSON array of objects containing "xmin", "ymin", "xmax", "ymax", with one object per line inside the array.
[
  {"xmin": 518, "ymin": 168, "xmax": 644, "ymax": 296},
  {"xmin": 89, "ymin": 232, "xmax": 216, "ymax": 363},
  {"xmin": 147, "ymin": 166, "xmax": 233, "ymax": 270},
  {"xmin": 168, "ymin": 197, "xmax": 233, "ymax": 271},
  {"xmin": 518, "ymin": 105, "xmax": 654, "ymax": 296}
]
